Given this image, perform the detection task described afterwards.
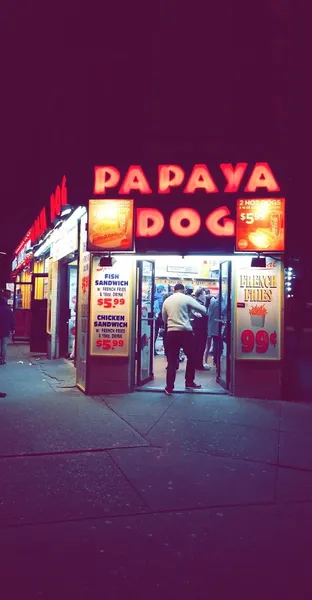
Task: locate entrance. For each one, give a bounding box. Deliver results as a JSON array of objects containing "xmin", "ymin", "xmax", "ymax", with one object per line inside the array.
[
  {"xmin": 58, "ymin": 259, "xmax": 78, "ymax": 359},
  {"xmin": 13, "ymin": 281, "xmax": 32, "ymax": 342},
  {"xmin": 30, "ymin": 273, "xmax": 49, "ymax": 352},
  {"xmin": 135, "ymin": 255, "xmax": 232, "ymax": 393}
]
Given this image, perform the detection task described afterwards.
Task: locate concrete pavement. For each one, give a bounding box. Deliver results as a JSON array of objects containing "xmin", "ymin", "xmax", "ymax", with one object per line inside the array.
[{"xmin": 1, "ymin": 343, "xmax": 312, "ymax": 599}]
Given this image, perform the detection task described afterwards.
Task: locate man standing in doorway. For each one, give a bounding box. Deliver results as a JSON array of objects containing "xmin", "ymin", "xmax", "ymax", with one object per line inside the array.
[{"xmin": 162, "ymin": 283, "xmax": 207, "ymax": 395}]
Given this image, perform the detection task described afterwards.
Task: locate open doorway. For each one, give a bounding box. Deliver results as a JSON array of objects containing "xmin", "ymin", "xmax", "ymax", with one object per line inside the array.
[
  {"xmin": 136, "ymin": 255, "xmax": 231, "ymax": 394},
  {"xmin": 58, "ymin": 258, "xmax": 78, "ymax": 360}
]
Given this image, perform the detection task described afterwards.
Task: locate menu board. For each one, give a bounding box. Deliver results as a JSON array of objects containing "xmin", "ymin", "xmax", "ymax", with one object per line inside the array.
[
  {"xmin": 90, "ymin": 256, "xmax": 131, "ymax": 357},
  {"xmin": 236, "ymin": 258, "xmax": 282, "ymax": 360},
  {"xmin": 88, "ymin": 199, "xmax": 134, "ymax": 252},
  {"xmin": 76, "ymin": 213, "xmax": 90, "ymax": 391},
  {"xmin": 236, "ymin": 198, "xmax": 285, "ymax": 252}
]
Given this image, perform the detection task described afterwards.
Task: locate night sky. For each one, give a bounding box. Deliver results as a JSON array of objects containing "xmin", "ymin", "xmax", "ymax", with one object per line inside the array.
[{"xmin": 1, "ymin": 3, "xmax": 299, "ymax": 286}]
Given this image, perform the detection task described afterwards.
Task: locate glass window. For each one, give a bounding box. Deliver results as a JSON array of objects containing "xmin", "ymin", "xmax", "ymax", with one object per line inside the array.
[
  {"xmin": 15, "ymin": 284, "xmax": 31, "ymax": 309},
  {"xmin": 20, "ymin": 270, "xmax": 31, "ymax": 283}
]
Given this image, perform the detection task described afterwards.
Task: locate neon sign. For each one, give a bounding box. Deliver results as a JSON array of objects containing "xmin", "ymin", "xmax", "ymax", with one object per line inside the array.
[
  {"xmin": 94, "ymin": 163, "xmax": 280, "ymax": 195},
  {"xmin": 30, "ymin": 176, "xmax": 68, "ymax": 244},
  {"xmin": 136, "ymin": 206, "xmax": 235, "ymax": 239}
]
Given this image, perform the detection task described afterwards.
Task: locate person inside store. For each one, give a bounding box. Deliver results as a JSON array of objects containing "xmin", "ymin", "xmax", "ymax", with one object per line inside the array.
[
  {"xmin": 154, "ymin": 285, "xmax": 166, "ymax": 355},
  {"xmin": 162, "ymin": 283, "xmax": 207, "ymax": 395},
  {"xmin": 160, "ymin": 287, "xmax": 173, "ymax": 362},
  {"xmin": 0, "ymin": 295, "xmax": 15, "ymax": 366},
  {"xmin": 190, "ymin": 288, "xmax": 210, "ymax": 371},
  {"xmin": 184, "ymin": 284, "xmax": 194, "ymax": 297},
  {"xmin": 208, "ymin": 293, "xmax": 226, "ymax": 367},
  {"xmin": 203, "ymin": 289, "xmax": 212, "ymax": 367}
]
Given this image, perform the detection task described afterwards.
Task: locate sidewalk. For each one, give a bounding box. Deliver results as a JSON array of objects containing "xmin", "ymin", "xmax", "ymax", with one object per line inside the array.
[{"xmin": 1, "ymin": 344, "xmax": 312, "ymax": 599}]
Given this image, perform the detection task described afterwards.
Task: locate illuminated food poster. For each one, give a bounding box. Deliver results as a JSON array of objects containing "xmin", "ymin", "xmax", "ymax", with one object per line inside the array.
[
  {"xmin": 90, "ymin": 256, "xmax": 131, "ymax": 357},
  {"xmin": 87, "ymin": 199, "xmax": 134, "ymax": 252},
  {"xmin": 76, "ymin": 212, "xmax": 90, "ymax": 391},
  {"xmin": 235, "ymin": 258, "xmax": 282, "ymax": 360},
  {"xmin": 236, "ymin": 198, "xmax": 285, "ymax": 253}
]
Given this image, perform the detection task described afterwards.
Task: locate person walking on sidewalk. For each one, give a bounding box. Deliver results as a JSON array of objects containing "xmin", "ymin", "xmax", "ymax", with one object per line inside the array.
[
  {"xmin": 162, "ymin": 283, "xmax": 207, "ymax": 395},
  {"xmin": 0, "ymin": 295, "xmax": 15, "ymax": 365}
]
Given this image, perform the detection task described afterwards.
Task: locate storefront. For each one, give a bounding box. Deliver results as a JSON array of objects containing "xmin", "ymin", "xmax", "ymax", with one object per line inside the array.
[
  {"xmin": 10, "ymin": 160, "xmax": 286, "ymax": 400},
  {"xmin": 11, "ymin": 230, "xmax": 33, "ymax": 341},
  {"xmin": 11, "ymin": 176, "xmax": 86, "ymax": 359},
  {"xmin": 75, "ymin": 161, "xmax": 286, "ymax": 400}
]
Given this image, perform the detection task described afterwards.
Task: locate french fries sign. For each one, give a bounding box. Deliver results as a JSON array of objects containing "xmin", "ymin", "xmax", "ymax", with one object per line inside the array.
[{"xmin": 236, "ymin": 258, "xmax": 282, "ymax": 360}]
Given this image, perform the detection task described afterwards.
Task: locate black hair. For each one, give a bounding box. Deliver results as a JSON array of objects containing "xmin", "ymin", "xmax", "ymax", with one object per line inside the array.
[
  {"xmin": 174, "ymin": 283, "xmax": 185, "ymax": 292},
  {"xmin": 195, "ymin": 288, "xmax": 205, "ymax": 298}
]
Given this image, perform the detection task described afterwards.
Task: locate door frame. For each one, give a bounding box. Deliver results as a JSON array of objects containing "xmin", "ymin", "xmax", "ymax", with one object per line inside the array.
[
  {"xmin": 12, "ymin": 281, "xmax": 32, "ymax": 342},
  {"xmin": 216, "ymin": 260, "xmax": 232, "ymax": 390},
  {"xmin": 30, "ymin": 273, "xmax": 49, "ymax": 352},
  {"xmin": 31, "ymin": 272, "xmax": 49, "ymax": 302},
  {"xmin": 136, "ymin": 259, "xmax": 155, "ymax": 386}
]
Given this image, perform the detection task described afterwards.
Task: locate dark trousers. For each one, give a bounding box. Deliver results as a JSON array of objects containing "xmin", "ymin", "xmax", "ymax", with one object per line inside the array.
[
  {"xmin": 154, "ymin": 316, "xmax": 163, "ymax": 348},
  {"xmin": 212, "ymin": 335, "xmax": 223, "ymax": 366},
  {"xmin": 163, "ymin": 326, "xmax": 168, "ymax": 357},
  {"xmin": 166, "ymin": 330, "xmax": 196, "ymax": 390},
  {"xmin": 194, "ymin": 330, "xmax": 207, "ymax": 368}
]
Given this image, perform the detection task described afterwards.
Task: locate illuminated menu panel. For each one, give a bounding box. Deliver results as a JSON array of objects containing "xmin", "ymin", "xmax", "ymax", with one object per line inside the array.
[
  {"xmin": 236, "ymin": 198, "xmax": 285, "ymax": 253},
  {"xmin": 89, "ymin": 256, "xmax": 131, "ymax": 357},
  {"xmin": 88, "ymin": 199, "xmax": 134, "ymax": 252},
  {"xmin": 235, "ymin": 258, "xmax": 282, "ymax": 361}
]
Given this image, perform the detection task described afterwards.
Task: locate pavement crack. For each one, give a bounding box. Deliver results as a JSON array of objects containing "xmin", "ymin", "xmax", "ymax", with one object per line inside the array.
[
  {"xmin": 107, "ymin": 450, "xmax": 153, "ymax": 513},
  {"xmin": 3, "ymin": 498, "xmax": 312, "ymax": 530},
  {"xmin": 144, "ymin": 398, "xmax": 177, "ymax": 437},
  {"xmin": 97, "ymin": 396, "xmax": 153, "ymax": 445},
  {"xmin": 0, "ymin": 445, "xmax": 149, "ymax": 461}
]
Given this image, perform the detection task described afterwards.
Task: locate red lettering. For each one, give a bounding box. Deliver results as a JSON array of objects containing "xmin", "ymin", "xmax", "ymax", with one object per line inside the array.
[
  {"xmin": 136, "ymin": 208, "xmax": 164, "ymax": 237},
  {"xmin": 245, "ymin": 162, "xmax": 280, "ymax": 192},
  {"xmin": 158, "ymin": 165, "xmax": 185, "ymax": 193},
  {"xmin": 184, "ymin": 164, "xmax": 218, "ymax": 194},
  {"xmin": 50, "ymin": 194, "xmax": 56, "ymax": 222},
  {"xmin": 220, "ymin": 163, "xmax": 248, "ymax": 192},
  {"xmin": 119, "ymin": 166, "xmax": 152, "ymax": 195},
  {"xmin": 39, "ymin": 208, "xmax": 47, "ymax": 233},
  {"xmin": 94, "ymin": 166, "xmax": 120, "ymax": 194},
  {"xmin": 50, "ymin": 176, "xmax": 68, "ymax": 221},
  {"xmin": 61, "ymin": 175, "xmax": 67, "ymax": 207},
  {"xmin": 55, "ymin": 186, "xmax": 61, "ymax": 216},
  {"xmin": 205, "ymin": 206, "xmax": 235, "ymax": 237},
  {"xmin": 170, "ymin": 208, "xmax": 201, "ymax": 237}
]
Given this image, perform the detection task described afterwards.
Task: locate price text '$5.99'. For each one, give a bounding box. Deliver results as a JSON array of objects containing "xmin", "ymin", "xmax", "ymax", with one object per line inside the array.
[{"xmin": 95, "ymin": 296, "xmax": 126, "ymax": 351}]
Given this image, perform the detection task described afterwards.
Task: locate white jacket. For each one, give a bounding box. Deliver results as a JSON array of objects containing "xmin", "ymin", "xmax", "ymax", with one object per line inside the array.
[{"xmin": 162, "ymin": 292, "xmax": 207, "ymax": 332}]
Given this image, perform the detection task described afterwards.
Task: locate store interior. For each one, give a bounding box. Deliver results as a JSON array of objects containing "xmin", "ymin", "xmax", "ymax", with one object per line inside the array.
[{"xmin": 138, "ymin": 255, "xmax": 230, "ymax": 393}]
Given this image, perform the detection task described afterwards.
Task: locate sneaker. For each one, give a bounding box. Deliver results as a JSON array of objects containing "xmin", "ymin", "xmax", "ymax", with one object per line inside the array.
[
  {"xmin": 203, "ymin": 363, "xmax": 211, "ymax": 370},
  {"xmin": 185, "ymin": 382, "xmax": 202, "ymax": 389},
  {"xmin": 0, "ymin": 392, "xmax": 6, "ymax": 398},
  {"xmin": 164, "ymin": 388, "xmax": 174, "ymax": 396}
]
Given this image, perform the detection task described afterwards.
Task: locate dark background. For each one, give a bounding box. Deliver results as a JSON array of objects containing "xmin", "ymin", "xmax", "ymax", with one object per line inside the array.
[{"xmin": 0, "ymin": 2, "xmax": 299, "ymax": 286}]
